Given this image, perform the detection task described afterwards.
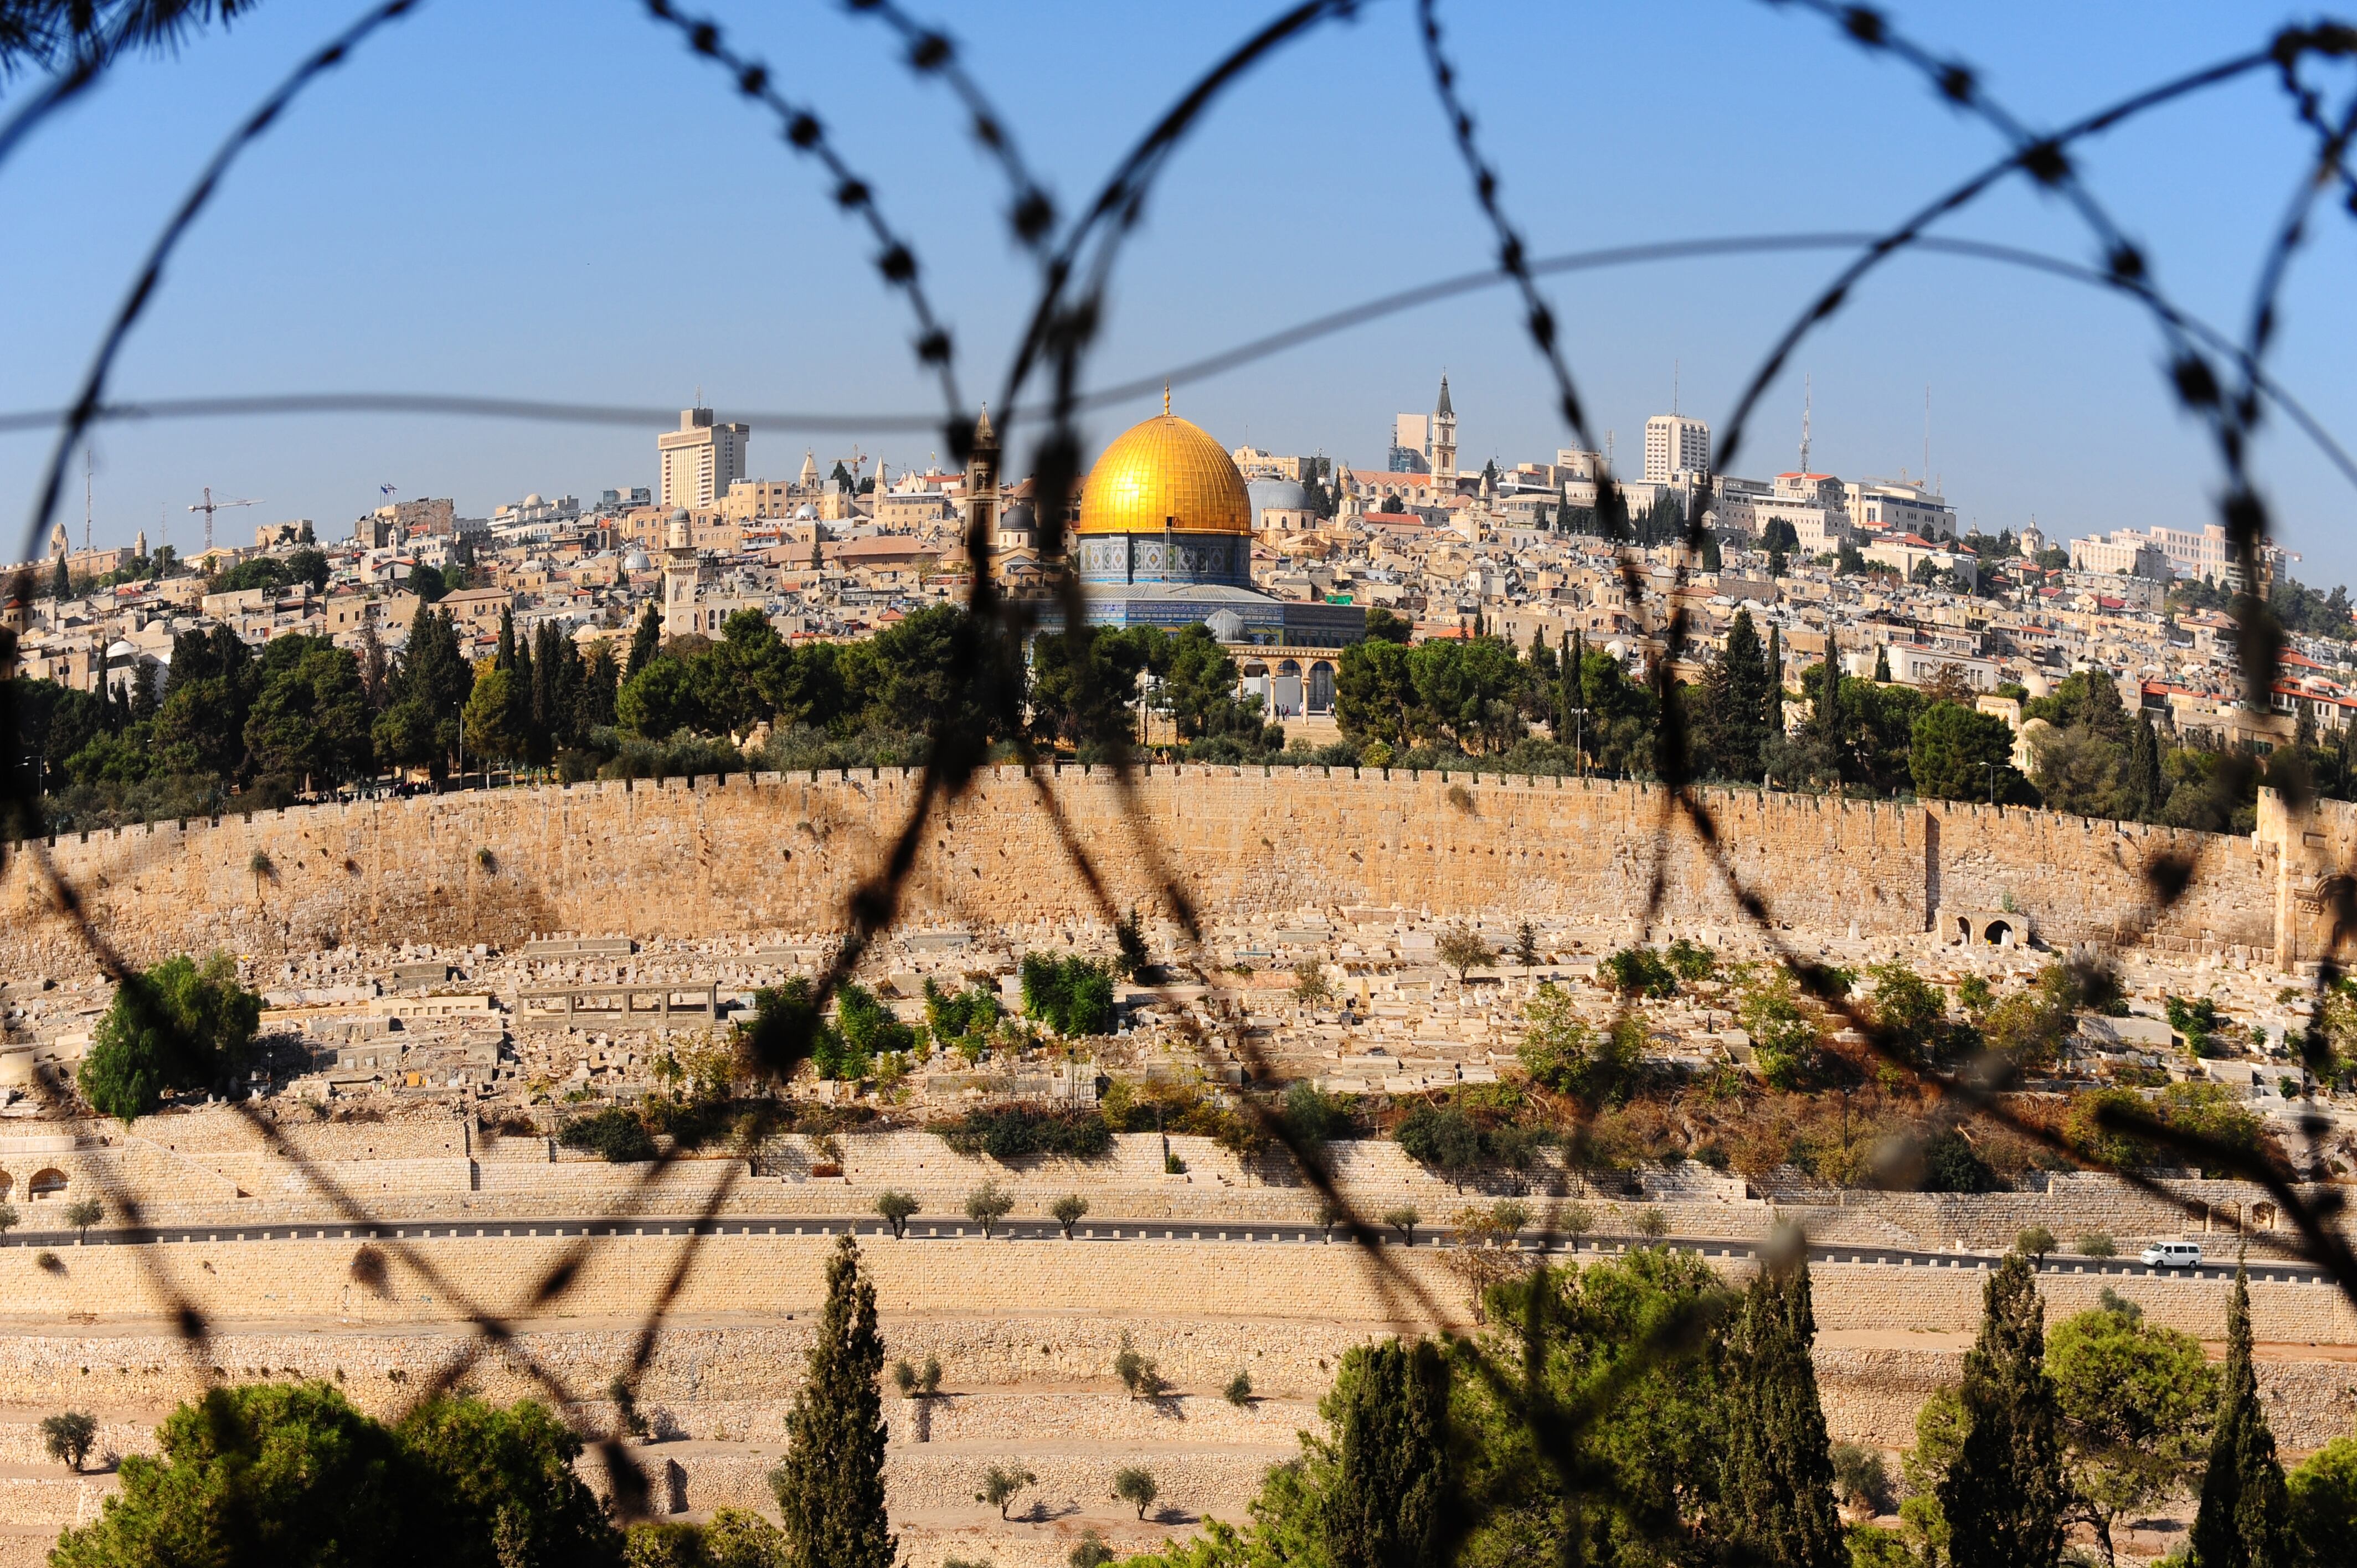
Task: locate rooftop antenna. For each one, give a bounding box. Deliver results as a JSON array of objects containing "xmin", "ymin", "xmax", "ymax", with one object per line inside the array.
[
  {"xmin": 1672, "ymin": 358, "xmax": 1680, "ymax": 417},
  {"xmin": 1798, "ymin": 374, "xmax": 1813, "ymax": 476}
]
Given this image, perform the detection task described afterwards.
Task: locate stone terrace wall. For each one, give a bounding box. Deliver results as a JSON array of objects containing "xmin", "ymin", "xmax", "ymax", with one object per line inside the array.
[
  {"xmin": 0, "ymin": 770, "xmax": 2282, "ymax": 973},
  {"xmin": 3, "ymin": 1232, "xmax": 2351, "ymax": 1342}
]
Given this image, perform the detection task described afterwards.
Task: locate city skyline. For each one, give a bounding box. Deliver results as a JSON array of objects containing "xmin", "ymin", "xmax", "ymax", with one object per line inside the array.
[{"xmin": 1, "ymin": 3, "xmax": 2350, "ymax": 577}]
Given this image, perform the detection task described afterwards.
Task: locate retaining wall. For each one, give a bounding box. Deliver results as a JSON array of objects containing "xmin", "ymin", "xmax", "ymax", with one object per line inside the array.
[{"xmin": 0, "ymin": 770, "xmax": 2305, "ymax": 976}]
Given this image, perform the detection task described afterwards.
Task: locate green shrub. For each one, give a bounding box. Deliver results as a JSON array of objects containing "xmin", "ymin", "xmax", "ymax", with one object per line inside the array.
[
  {"xmin": 1916, "ymin": 1128, "xmax": 2004, "ymax": 1193},
  {"xmin": 1663, "ymin": 937, "xmax": 1716, "ymax": 982},
  {"xmin": 828, "ymin": 982, "xmax": 914, "ymax": 1076},
  {"xmin": 1394, "ymin": 1101, "xmax": 1486, "ymax": 1172},
  {"xmin": 1602, "ymin": 946, "xmax": 1677, "ymax": 999},
  {"xmin": 558, "ymin": 1107, "xmax": 656, "ymax": 1164},
  {"xmin": 932, "ymin": 1104, "xmax": 1113, "ymax": 1162},
  {"xmin": 740, "ymin": 979, "xmax": 827, "ymax": 1075},
  {"xmin": 1019, "ymin": 952, "xmax": 1115, "ymax": 1036},
  {"xmin": 78, "ymin": 952, "xmax": 261, "ymax": 1122},
  {"xmin": 922, "ymin": 978, "xmax": 1002, "ymax": 1050},
  {"xmin": 2165, "ymin": 994, "xmax": 2223, "ymax": 1055}
]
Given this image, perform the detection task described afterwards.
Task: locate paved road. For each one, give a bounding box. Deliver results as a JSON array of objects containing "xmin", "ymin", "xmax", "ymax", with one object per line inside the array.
[{"xmin": 0, "ymin": 1219, "xmax": 2330, "ymax": 1285}]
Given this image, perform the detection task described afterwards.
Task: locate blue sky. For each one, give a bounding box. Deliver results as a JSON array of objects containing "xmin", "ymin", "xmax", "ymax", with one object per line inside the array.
[{"xmin": 2, "ymin": 2, "xmax": 2351, "ymax": 581}]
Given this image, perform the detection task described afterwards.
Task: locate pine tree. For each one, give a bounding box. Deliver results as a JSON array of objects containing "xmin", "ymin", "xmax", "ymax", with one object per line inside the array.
[
  {"xmin": 2193, "ymin": 1263, "xmax": 2299, "ymax": 1568},
  {"xmin": 769, "ymin": 1236, "xmax": 892, "ymax": 1568},
  {"xmin": 626, "ymin": 602, "xmax": 662, "ymax": 678},
  {"xmin": 1318, "ymin": 1338, "xmax": 1452, "ymax": 1568},
  {"xmin": 1718, "ymin": 1250, "xmax": 1846, "ymax": 1568},
  {"xmin": 1939, "ymin": 1252, "xmax": 2065, "ymax": 1568}
]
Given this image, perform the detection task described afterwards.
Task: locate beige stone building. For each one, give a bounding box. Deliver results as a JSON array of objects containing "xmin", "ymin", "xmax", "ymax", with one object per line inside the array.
[{"xmin": 657, "ymin": 407, "xmax": 748, "ymax": 510}]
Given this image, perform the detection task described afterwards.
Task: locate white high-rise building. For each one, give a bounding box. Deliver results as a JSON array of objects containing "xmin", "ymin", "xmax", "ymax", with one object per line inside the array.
[
  {"xmin": 1643, "ymin": 414, "xmax": 1710, "ymax": 484},
  {"xmin": 657, "ymin": 407, "xmax": 748, "ymax": 509}
]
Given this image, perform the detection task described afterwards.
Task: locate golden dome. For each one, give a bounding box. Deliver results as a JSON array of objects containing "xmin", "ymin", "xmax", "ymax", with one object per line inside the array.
[{"xmin": 1077, "ymin": 406, "xmax": 1252, "ymax": 536}]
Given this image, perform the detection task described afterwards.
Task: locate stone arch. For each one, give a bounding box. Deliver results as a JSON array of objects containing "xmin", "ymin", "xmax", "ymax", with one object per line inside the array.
[
  {"xmin": 2253, "ymin": 1201, "xmax": 2279, "ymax": 1231},
  {"xmin": 1984, "ymin": 919, "xmax": 2014, "ymax": 947},
  {"xmin": 27, "ymin": 1168, "xmax": 66, "ymax": 1199},
  {"xmin": 1309, "ymin": 661, "xmax": 1335, "ymax": 713},
  {"xmin": 1955, "ymin": 915, "xmax": 1972, "ymax": 943},
  {"xmin": 0, "ymin": 1169, "xmax": 10, "ymax": 1200}
]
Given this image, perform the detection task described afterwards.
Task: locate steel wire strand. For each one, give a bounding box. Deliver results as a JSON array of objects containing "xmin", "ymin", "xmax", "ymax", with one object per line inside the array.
[{"xmin": 7, "ymin": 232, "xmax": 2356, "ymax": 488}]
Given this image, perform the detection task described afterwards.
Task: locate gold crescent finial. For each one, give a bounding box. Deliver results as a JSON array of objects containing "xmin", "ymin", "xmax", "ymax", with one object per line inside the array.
[{"xmin": 1163, "ymin": 383, "xmax": 1171, "ymax": 417}]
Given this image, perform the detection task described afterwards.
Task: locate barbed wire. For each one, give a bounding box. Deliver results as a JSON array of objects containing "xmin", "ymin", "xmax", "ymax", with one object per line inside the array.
[
  {"xmin": 5, "ymin": 2, "xmax": 2357, "ymax": 1554},
  {"xmin": 6, "ymin": 231, "xmax": 2356, "ymax": 487}
]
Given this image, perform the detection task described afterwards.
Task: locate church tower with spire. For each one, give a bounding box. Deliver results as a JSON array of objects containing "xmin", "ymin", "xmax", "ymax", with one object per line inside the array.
[
  {"xmin": 962, "ymin": 405, "xmax": 1000, "ymax": 547},
  {"xmin": 1431, "ymin": 375, "xmax": 1457, "ymax": 481}
]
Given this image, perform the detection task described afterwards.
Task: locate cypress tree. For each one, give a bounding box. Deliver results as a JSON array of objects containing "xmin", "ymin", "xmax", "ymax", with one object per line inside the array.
[
  {"xmin": 626, "ymin": 602, "xmax": 662, "ymax": 678},
  {"xmin": 529, "ymin": 622, "xmax": 559, "ymax": 757},
  {"xmin": 2192, "ymin": 1263, "xmax": 2299, "ymax": 1568},
  {"xmin": 1815, "ymin": 630, "xmax": 1844, "ymax": 791},
  {"xmin": 501, "ymin": 626, "xmax": 535, "ymax": 766},
  {"xmin": 52, "ymin": 553, "xmax": 70, "ymax": 600},
  {"xmin": 1566, "ymin": 630, "xmax": 1587, "ymax": 770},
  {"xmin": 495, "ymin": 606, "xmax": 517, "ymax": 672},
  {"xmin": 1765, "ymin": 623, "xmax": 1783, "ymax": 740},
  {"xmin": 1318, "ymin": 1338, "xmax": 1452, "ymax": 1568},
  {"xmin": 770, "ymin": 1235, "xmax": 894, "ymax": 1568},
  {"xmin": 1872, "ymin": 644, "xmax": 1892, "ymax": 683},
  {"xmin": 1718, "ymin": 1249, "xmax": 1846, "ymax": 1568},
  {"xmin": 1939, "ymin": 1252, "xmax": 2065, "ymax": 1568},
  {"xmin": 2129, "ymin": 714, "xmax": 2163, "ymax": 821},
  {"xmin": 1699, "ymin": 608, "xmax": 1771, "ymax": 783}
]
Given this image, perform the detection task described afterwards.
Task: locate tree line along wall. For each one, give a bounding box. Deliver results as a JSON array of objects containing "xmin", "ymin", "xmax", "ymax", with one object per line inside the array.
[{"xmin": 0, "ymin": 767, "xmax": 2295, "ymax": 975}]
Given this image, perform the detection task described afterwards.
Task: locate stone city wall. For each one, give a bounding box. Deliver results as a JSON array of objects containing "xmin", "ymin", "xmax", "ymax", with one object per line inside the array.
[{"xmin": 0, "ymin": 769, "xmax": 2295, "ymax": 974}]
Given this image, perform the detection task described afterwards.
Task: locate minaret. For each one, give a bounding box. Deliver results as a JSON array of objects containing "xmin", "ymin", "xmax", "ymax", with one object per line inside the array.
[
  {"xmin": 1431, "ymin": 374, "xmax": 1457, "ymax": 480},
  {"xmin": 661, "ymin": 508, "xmax": 699, "ymax": 637}
]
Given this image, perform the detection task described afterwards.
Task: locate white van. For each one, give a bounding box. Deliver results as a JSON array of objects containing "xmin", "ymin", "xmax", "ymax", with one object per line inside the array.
[{"xmin": 2139, "ymin": 1241, "xmax": 2202, "ymax": 1269}]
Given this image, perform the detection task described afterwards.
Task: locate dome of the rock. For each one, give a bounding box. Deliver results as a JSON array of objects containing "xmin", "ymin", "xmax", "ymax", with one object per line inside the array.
[{"xmin": 1077, "ymin": 410, "xmax": 1252, "ymax": 537}]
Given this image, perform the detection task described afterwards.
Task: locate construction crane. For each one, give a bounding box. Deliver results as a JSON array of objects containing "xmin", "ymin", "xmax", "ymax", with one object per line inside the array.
[{"xmin": 187, "ymin": 486, "xmax": 257, "ymax": 556}]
